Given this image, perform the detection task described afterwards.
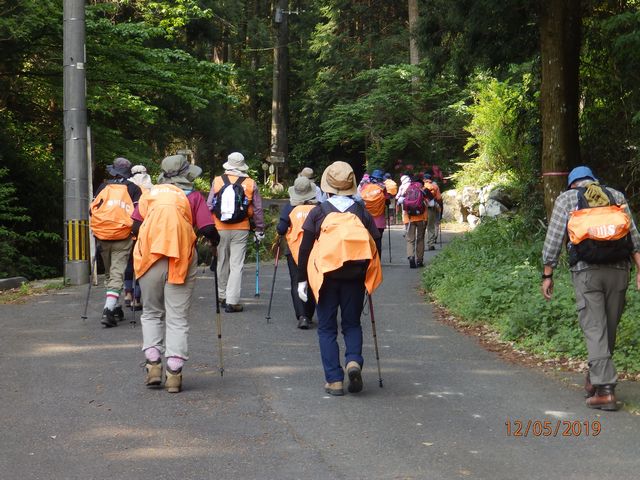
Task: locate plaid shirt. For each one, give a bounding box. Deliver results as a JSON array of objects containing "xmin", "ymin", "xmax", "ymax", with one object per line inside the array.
[{"xmin": 542, "ymin": 187, "xmax": 640, "ymax": 271}]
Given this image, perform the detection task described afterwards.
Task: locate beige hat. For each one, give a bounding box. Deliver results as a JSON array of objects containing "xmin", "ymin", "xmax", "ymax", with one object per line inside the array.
[
  {"xmin": 320, "ymin": 161, "xmax": 357, "ymax": 196},
  {"xmin": 288, "ymin": 177, "xmax": 318, "ymax": 206},
  {"xmin": 299, "ymin": 167, "xmax": 314, "ymax": 179},
  {"xmin": 223, "ymin": 152, "xmax": 249, "ymax": 171},
  {"xmin": 157, "ymin": 154, "xmax": 202, "ymax": 189}
]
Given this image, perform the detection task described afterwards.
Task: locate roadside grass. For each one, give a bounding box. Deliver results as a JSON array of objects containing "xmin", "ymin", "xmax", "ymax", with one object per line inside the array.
[{"xmin": 0, "ymin": 280, "xmax": 65, "ymax": 305}]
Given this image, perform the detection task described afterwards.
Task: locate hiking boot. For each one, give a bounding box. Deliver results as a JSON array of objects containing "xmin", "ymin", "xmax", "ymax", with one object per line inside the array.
[
  {"xmin": 416, "ymin": 260, "xmax": 424, "ymax": 268},
  {"xmin": 114, "ymin": 306, "xmax": 125, "ymax": 322},
  {"xmin": 165, "ymin": 368, "xmax": 182, "ymax": 393},
  {"xmin": 219, "ymin": 298, "xmax": 227, "ymax": 309},
  {"xmin": 324, "ymin": 381, "xmax": 344, "ymax": 396},
  {"xmin": 584, "ymin": 372, "xmax": 596, "ymax": 398},
  {"xmin": 225, "ymin": 303, "xmax": 243, "ymax": 313},
  {"xmin": 346, "ymin": 361, "xmax": 363, "ymax": 393},
  {"xmin": 124, "ymin": 291, "xmax": 133, "ymax": 308},
  {"xmin": 144, "ymin": 360, "xmax": 162, "ymax": 387},
  {"xmin": 408, "ymin": 256, "xmax": 417, "ymax": 269},
  {"xmin": 101, "ymin": 309, "xmax": 118, "ymax": 328},
  {"xmin": 132, "ymin": 298, "xmax": 143, "ymax": 311},
  {"xmin": 297, "ymin": 316, "xmax": 311, "ymax": 330},
  {"xmin": 586, "ymin": 385, "xmax": 617, "ymax": 411}
]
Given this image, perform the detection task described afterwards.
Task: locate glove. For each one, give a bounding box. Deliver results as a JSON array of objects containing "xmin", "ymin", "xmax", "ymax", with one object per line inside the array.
[
  {"xmin": 255, "ymin": 231, "xmax": 265, "ymax": 243},
  {"xmin": 297, "ymin": 281, "xmax": 308, "ymax": 302}
]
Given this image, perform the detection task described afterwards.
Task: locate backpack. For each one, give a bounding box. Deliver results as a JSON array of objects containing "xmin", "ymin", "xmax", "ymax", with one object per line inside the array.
[
  {"xmin": 360, "ymin": 183, "xmax": 386, "ymax": 217},
  {"xmin": 90, "ymin": 183, "xmax": 134, "ymax": 240},
  {"xmin": 384, "ymin": 178, "xmax": 398, "ymax": 196},
  {"xmin": 567, "ymin": 184, "xmax": 633, "ymax": 266},
  {"xmin": 402, "ymin": 182, "xmax": 426, "ymax": 216},
  {"xmin": 213, "ymin": 174, "xmax": 249, "ymax": 224}
]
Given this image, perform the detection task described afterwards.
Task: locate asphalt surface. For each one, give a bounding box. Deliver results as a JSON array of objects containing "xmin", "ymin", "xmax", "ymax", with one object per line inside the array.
[{"xmin": 2, "ymin": 225, "xmax": 640, "ymax": 480}]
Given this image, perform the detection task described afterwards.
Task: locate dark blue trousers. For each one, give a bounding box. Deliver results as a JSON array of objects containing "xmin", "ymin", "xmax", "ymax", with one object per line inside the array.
[{"xmin": 316, "ymin": 278, "xmax": 366, "ymax": 383}]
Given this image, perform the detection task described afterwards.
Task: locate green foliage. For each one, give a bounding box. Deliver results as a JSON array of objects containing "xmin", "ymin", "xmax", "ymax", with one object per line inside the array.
[{"xmin": 424, "ymin": 214, "xmax": 640, "ymax": 373}]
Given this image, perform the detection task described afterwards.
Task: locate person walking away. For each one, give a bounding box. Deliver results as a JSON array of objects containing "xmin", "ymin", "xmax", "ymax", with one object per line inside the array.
[
  {"xmin": 296, "ymin": 161, "xmax": 382, "ymax": 396},
  {"xmin": 276, "ymin": 176, "xmax": 318, "ymax": 329},
  {"xmin": 299, "ymin": 167, "xmax": 326, "ymax": 202},
  {"xmin": 133, "ymin": 154, "xmax": 219, "ymax": 393},
  {"xmin": 383, "ymin": 173, "xmax": 398, "ymax": 225},
  {"xmin": 124, "ymin": 164, "xmax": 154, "ymax": 309},
  {"xmin": 358, "ymin": 169, "xmax": 389, "ymax": 256},
  {"xmin": 395, "ymin": 174, "xmax": 411, "ymax": 228},
  {"xmin": 207, "ymin": 152, "xmax": 265, "ymax": 313},
  {"xmin": 423, "ymin": 174, "xmax": 442, "ymax": 250},
  {"xmin": 542, "ymin": 166, "xmax": 640, "ymax": 411},
  {"xmin": 398, "ymin": 174, "xmax": 427, "ymax": 268},
  {"xmin": 90, "ymin": 157, "xmax": 142, "ymax": 327}
]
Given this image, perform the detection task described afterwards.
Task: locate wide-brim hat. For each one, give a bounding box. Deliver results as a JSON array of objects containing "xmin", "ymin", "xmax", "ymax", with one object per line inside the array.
[
  {"xmin": 288, "ymin": 176, "xmax": 317, "ymax": 206},
  {"xmin": 222, "ymin": 152, "xmax": 249, "ymax": 171},
  {"xmin": 371, "ymin": 169, "xmax": 384, "ymax": 181},
  {"xmin": 321, "ymin": 161, "xmax": 357, "ymax": 196},
  {"xmin": 299, "ymin": 167, "xmax": 314, "ymax": 179},
  {"xmin": 107, "ymin": 157, "xmax": 132, "ymax": 178},
  {"xmin": 567, "ymin": 166, "xmax": 596, "ymax": 187},
  {"xmin": 158, "ymin": 154, "xmax": 202, "ymax": 189}
]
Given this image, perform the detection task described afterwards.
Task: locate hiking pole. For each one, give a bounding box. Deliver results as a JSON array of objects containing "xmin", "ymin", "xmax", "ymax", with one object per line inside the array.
[
  {"xmin": 265, "ymin": 237, "xmax": 281, "ymax": 323},
  {"xmin": 386, "ymin": 206, "xmax": 392, "ymax": 263},
  {"xmin": 81, "ymin": 254, "xmax": 97, "ymax": 321},
  {"xmin": 367, "ymin": 293, "xmax": 383, "ymax": 388},
  {"xmin": 130, "ymin": 269, "xmax": 137, "ymax": 328},
  {"xmin": 211, "ymin": 255, "xmax": 225, "ymax": 377},
  {"xmin": 254, "ymin": 235, "xmax": 260, "ymax": 297}
]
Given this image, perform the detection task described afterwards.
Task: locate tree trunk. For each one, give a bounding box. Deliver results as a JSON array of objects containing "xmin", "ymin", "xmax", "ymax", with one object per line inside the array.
[
  {"xmin": 270, "ymin": 0, "xmax": 289, "ymax": 173},
  {"xmin": 408, "ymin": 0, "xmax": 420, "ymax": 65},
  {"xmin": 540, "ymin": 0, "xmax": 581, "ymax": 218}
]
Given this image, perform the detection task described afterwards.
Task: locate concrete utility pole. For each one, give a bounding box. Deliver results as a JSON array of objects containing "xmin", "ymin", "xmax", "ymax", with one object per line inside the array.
[
  {"xmin": 269, "ymin": 0, "xmax": 289, "ymax": 176},
  {"xmin": 63, "ymin": 0, "xmax": 90, "ymax": 285}
]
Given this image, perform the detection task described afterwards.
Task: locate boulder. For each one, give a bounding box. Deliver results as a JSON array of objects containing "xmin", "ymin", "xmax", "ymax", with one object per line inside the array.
[
  {"xmin": 442, "ymin": 189, "xmax": 464, "ymax": 223},
  {"xmin": 461, "ymin": 186, "xmax": 480, "ymax": 216},
  {"xmin": 480, "ymin": 198, "xmax": 509, "ymax": 217}
]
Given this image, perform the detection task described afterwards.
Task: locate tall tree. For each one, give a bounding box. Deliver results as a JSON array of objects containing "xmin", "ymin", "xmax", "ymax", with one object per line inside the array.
[{"xmin": 408, "ymin": 0, "xmax": 419, "ymax": 65}]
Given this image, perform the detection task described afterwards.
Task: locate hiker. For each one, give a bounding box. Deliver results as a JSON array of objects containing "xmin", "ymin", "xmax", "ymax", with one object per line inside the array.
[
  {"xmin": 423, "ymin": 173, "xmax": 442, "ymax": 250},
  {"xmin": 358, "ymin": 169, "xmax": 389, "ymax": 256},
  {"xmin": 357, "ymin": 172, "xmax": 370, "ymax": 193},
  {"xmin": 383, "ymin": 173, "xmax": 398, "ymax": 225},
  {"xmin": 299, "ymin": 167, "xmax": 326, "ymax": 202},
  {"xmin": 395, "ymin": 174, "xmax": 411, "ymax": 226},
  {"xmin": 207, "ymin": 152, "xmax": 265, "ymax": 313},
  {"xmin": 132, "ymin": 154, "xmax": 219, "ymax": 393},
  {"xmin": 276, "ymin": 176, "xmax": 318, "ymax": 329},
  {"xmin": 296, "ymin": 161, "xmax": 382, "ymax": 396},
  {"xmin": 90, "ymin": 157, "xmax": 142, "ymax": 327},
  {"xmin": 397, "ymin": 173, "xmax": 427, "ymax": 268},
  {"xmin": 541, "ymin": 166, "xmax": 640, "ymax": 411},
  {"xmin": 124, "ymin": 164, "xmax": 153, "ymax": 310}
]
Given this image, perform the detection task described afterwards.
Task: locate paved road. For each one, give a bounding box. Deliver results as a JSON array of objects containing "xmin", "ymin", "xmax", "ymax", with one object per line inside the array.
[{"xmin": 1, "ymin": 226, "xmax": 639, "ymax": 480}]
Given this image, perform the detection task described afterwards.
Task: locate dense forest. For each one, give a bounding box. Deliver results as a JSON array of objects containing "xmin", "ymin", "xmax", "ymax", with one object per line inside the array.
[{"xmin": 2, "ymin": 0, "xmax": 640, "ymax": 278}]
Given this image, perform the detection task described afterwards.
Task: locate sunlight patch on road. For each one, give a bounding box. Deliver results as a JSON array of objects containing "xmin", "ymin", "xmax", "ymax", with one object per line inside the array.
[
  {"xmin": 544, "ymin": 410, "xmax": 575, "ymax": 419},
  {"xmin": 469, "ymin": 369, "xmax": 514, "ymax": 376},
  {"xmin": 18, "ymin": 342, "xmax": 139, "ymax": 357}
]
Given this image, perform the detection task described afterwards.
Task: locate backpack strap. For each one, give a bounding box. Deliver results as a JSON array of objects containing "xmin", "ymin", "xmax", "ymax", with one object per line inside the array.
[
  {"xmin": 233, "ymin": 176, "xmax": 245, "ymax": 186},
  {"xmin": 221, "ymin": 174, "xmax": 230, "ymax": 187}
]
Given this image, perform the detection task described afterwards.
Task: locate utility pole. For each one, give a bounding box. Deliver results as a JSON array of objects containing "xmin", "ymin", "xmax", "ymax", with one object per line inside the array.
[
  {"xmin": 63, "ymin": 0, "xmax": 90, "ymax": 285},
  {"xmin": 269, "ymin": 0, "xmax": 289, "ymax": 178}
]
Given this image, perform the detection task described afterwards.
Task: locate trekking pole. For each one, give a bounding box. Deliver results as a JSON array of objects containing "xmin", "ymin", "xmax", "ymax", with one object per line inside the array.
[
  {"xmin": 386, "ymin": 206, "xmax": 392, "ymax": 263},
  {"xmin": 81, "ymin": 254, "xmax": 97, "ymax": 321},
  {"xmin": 265, "ymin": 237, "xmax": 281, "ymax": 324},
  {"xmin": 211, "ymin": 255, "xmax": 225, "ymax": 377},
  {"xmin": 254, "ymin": 235, "xmax": 260, "ymax": 297},
  {"xmin": 367, "ymin": 293, "xmax": 383, "ymax": 388},
  {"xmin": 130, "ymin": 269, "xmax": 137, "ymax": 328}
]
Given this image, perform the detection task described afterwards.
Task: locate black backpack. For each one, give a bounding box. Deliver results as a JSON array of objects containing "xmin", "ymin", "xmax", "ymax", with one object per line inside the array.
[{"xmin": 213, "ymin": 174, "xmax": 250, "ymax": 224}]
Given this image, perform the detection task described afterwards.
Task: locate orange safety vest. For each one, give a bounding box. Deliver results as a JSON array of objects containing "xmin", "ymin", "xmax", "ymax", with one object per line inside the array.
[
  {"xmin": 133, "ymin": 184, "xmax": 196, "ymax": 284},
  {"xmin": 384, "ymin": 178, "xmax": 398, "ymax": 196},
  {"xmin": 210, "ymin": 175, "xmax": 255, "ymax": 231},
  {"xmin": 89, "ymin": 184, "xmax": 134, "ymax": 241},
  {"xmin": 286, "ymin": 204, "xmax": 315, "ymax": 265},
  {"xmin": 307, "ymin": 209, "xmax": 383, "ymax": 302},
  {"xmin": 360, "ymin": 183, "xmax": 386, "ymax": 217}
]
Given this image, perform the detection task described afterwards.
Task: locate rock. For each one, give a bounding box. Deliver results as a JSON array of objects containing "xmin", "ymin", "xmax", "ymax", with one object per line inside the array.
[
  {"xmin": 488, "ymin": 187, "xmax": 515, "ymax": 209},
  {"xmin": 442, "ymin": 189, "xmax": 464, "ymax": 223},
  {"xmin": 481, "ymin": 199, "xmax": 508, "ymax": 217},
  {"xmin": 467, "ymin": 214, "xmax": 480, "ymax": 229},
  {"xmin": 461, "ymin": 186, "xmax": 480, "ymax": 216},
  {"xmin": 0, "ymin": 277, "xmax": 28, "ymax": 291}
]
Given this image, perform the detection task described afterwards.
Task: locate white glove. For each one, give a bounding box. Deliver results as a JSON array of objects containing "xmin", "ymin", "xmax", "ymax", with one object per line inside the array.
[
  {"xmin": 297, "ymin": 281, "xmax": 308, "ymax": 302},
  {"xmin": 255, "ymin": 231, "xmax": 265, "ymax": 243}
]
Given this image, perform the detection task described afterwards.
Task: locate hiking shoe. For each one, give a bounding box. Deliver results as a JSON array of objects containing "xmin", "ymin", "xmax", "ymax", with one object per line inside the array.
[
  {"xmin": 324, "ymin": 381, "xmax": 344, "ymax": 396},
  {"xmin": 144, "ymin": 360, "xmax": 162, "ymax": 387},
  {"xmin": 224, "ymin": 303, "xmax": 243, "ymax": 313},
  {"xmin": 297, "ymin": 316, "xmax": 311, "ymax": 330},
  {"xmin": 416, "ymin": 260, "xmax": 424, "ymax": 268},
  {"xmin": 124, "ymin": 292, "xmax": 133, "ymax": 308},
  {"xmin": 408, "ymin": 257, "xmax": 417, "ymax": 269},
  {"xmin": 346, "ymin": 361, "xmax": 363, "ymax": 393},
  {"xmin": 132, "ymin": 299, "xmax": 143, "ymax": 311},
  {"xmin": 165, "ymin": 368, "xmax": 182, "ymax": 393},
  {"xmin": 586, "ymin": 385, "xmax": 617, "ymax": 411},
  {"xmin": 220, "ymin": 298, "xmax": 227, "ymax": 309},
  {"xmin": 114, "ymin": 306, "xmax": 125, "ymax": 321},
  {"xmin": 101, "ymin": 309, "xmax": 118, "ymax": 328}
]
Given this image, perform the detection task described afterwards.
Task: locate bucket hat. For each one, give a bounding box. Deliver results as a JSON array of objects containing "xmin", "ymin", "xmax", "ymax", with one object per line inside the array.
[
  {"xmin": 371, "ymin": 169, "xmax": 384, "ymax": 181},
  {"xmin": 107, "ymin": 157, "xmax": 132, "ymax": 178},
  {"xmin": 288, "ymin": 176, "xmax": 318, "ymax": 206},
  {"xmin": 222, "ymin": 152, "xmax": 249, "ymax": 172},
  {"xmin": 299, "ymin": 167, "xmax": 315, "ymax": 179},
  {"xmin": 567, "ymin": 166, "xmax": 596, "ymax": 187},
  {"xmin": 157, "ymin": 154, "xmax": 202, "ymax": 189},
  {"xmin": 321, "ymin": 161, "xmax": 357, "ymax": 196}
]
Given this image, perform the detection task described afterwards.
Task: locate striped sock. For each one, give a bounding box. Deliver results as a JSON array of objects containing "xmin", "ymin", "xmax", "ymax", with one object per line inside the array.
[{"xmin": 104, "ymin": 291, "xmax": 120, "ymax": 311}]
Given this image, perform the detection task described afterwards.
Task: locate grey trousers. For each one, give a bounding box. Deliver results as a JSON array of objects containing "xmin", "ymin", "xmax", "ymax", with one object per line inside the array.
[
  {"xmin": 406, "ymin": 221, "xmax": 425, "ymax": 262},
  {"xmin": 426, "ymin": 206, "xmax": 439, "ymax": 246},
  {"xmin": 216, "ymin": 229, "xmax": 249, "ymax": 305},
  {"xmin": 98, "ymin": 237, "xmax": 133, "ymax": 295},
  {"xmin": 572, "ymin": 267, "xmax": 629, "ymax": 386},
  {"xmin": 139, "ymin": 252, "xmax": 198, "ymax": 360}
]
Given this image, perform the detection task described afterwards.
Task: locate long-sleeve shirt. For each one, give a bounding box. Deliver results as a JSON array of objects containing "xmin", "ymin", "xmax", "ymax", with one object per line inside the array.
[{"xmin": 542, "ymin": 187, "xmax": 640, "ymax": 271}]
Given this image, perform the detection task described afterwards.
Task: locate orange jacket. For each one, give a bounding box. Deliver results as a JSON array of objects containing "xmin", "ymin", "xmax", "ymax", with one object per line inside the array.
[
  {"xmin": 210, "ymin": 175, "xmax": 255, "ymax": 231},
  {"xmin": 134, "ymin": 184, "xmax": 196, "ymax": 284},
  {"xmin": 423, "ymin": 180, "xmax": 442, "ymax": 202},
  {"xmin": 307, "ymin": 211, "xmax": 383, "ymax": 301},
  {"xmin": 90, "ymin": 184, "xmax": 134, "ymax": 240},
  {"xmin": 286, "ymin": 204, "xmax": 315, "ymax": 265},
  {"xmin": 360, "ymin": 183, "xmax": 387, "ymax": 217}
]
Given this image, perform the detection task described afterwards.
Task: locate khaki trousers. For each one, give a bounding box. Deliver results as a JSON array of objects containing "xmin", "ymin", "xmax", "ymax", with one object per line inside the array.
[
  {"xmin": 98, "ymin": 237, "xmax": 133, "ymax": 295},
  {"xmin": 572, "ymin": 267, "xmax": 629, "ymax": 386},
  {"xmin": 216, "ymin": 229, "xmax": 249, "ymax": 305},
  {"xmin": 139, "ymin": 252, "xmax": 198, "ymax": 360},
  {"xmin": 406, "ymin": 221, "xmax": 425, "ymax": 262},
  {"xmin": 426, "ymin": 206, "xmax": 439, "ymax": 246}
]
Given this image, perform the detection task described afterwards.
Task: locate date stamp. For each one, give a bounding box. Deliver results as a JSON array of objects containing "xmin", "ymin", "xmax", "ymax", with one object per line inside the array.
[{"xmin": 505, "ymin": 419, "xmax": 601, "ymax": 437}]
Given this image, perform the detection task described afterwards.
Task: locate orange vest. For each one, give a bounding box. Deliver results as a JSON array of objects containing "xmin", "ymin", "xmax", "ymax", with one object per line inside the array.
[
  {"xmin": 384, "ymin": 178, "xmax": 398, "ymax": 196},
  {"xmin": 211, "ymin": 175, "xmax": 255, "ymax": 231},
  {"xmin": 307, "ymin": 211, "xmax": 383, "ymax": 301},
  {"xmin": 423, "ymin": 181, "xmax": 442, "ymax": 202},
  {"xmin": 567, "ymin": 205, "xmax": 631, "ymax": 244},
  {"xmin": 133, "ymin": 184, "xmax": 196, "ymax": 284},
  {"xmin": 286, "ymin": 204, "xmax": 315, "ymax": 264},
  {"xmin": 90, "ymin": 184, "xmax": 134, "ymax": 240},
  {"xmin": 360, "ymin": 183, "xmax": 386, "ymax": 217}
]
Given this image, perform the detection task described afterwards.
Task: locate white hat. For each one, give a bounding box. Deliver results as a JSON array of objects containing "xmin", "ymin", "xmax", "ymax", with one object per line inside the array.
[{"xmin": 223, "ymin": 152, "xmax": 249, "ymax": 171}]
